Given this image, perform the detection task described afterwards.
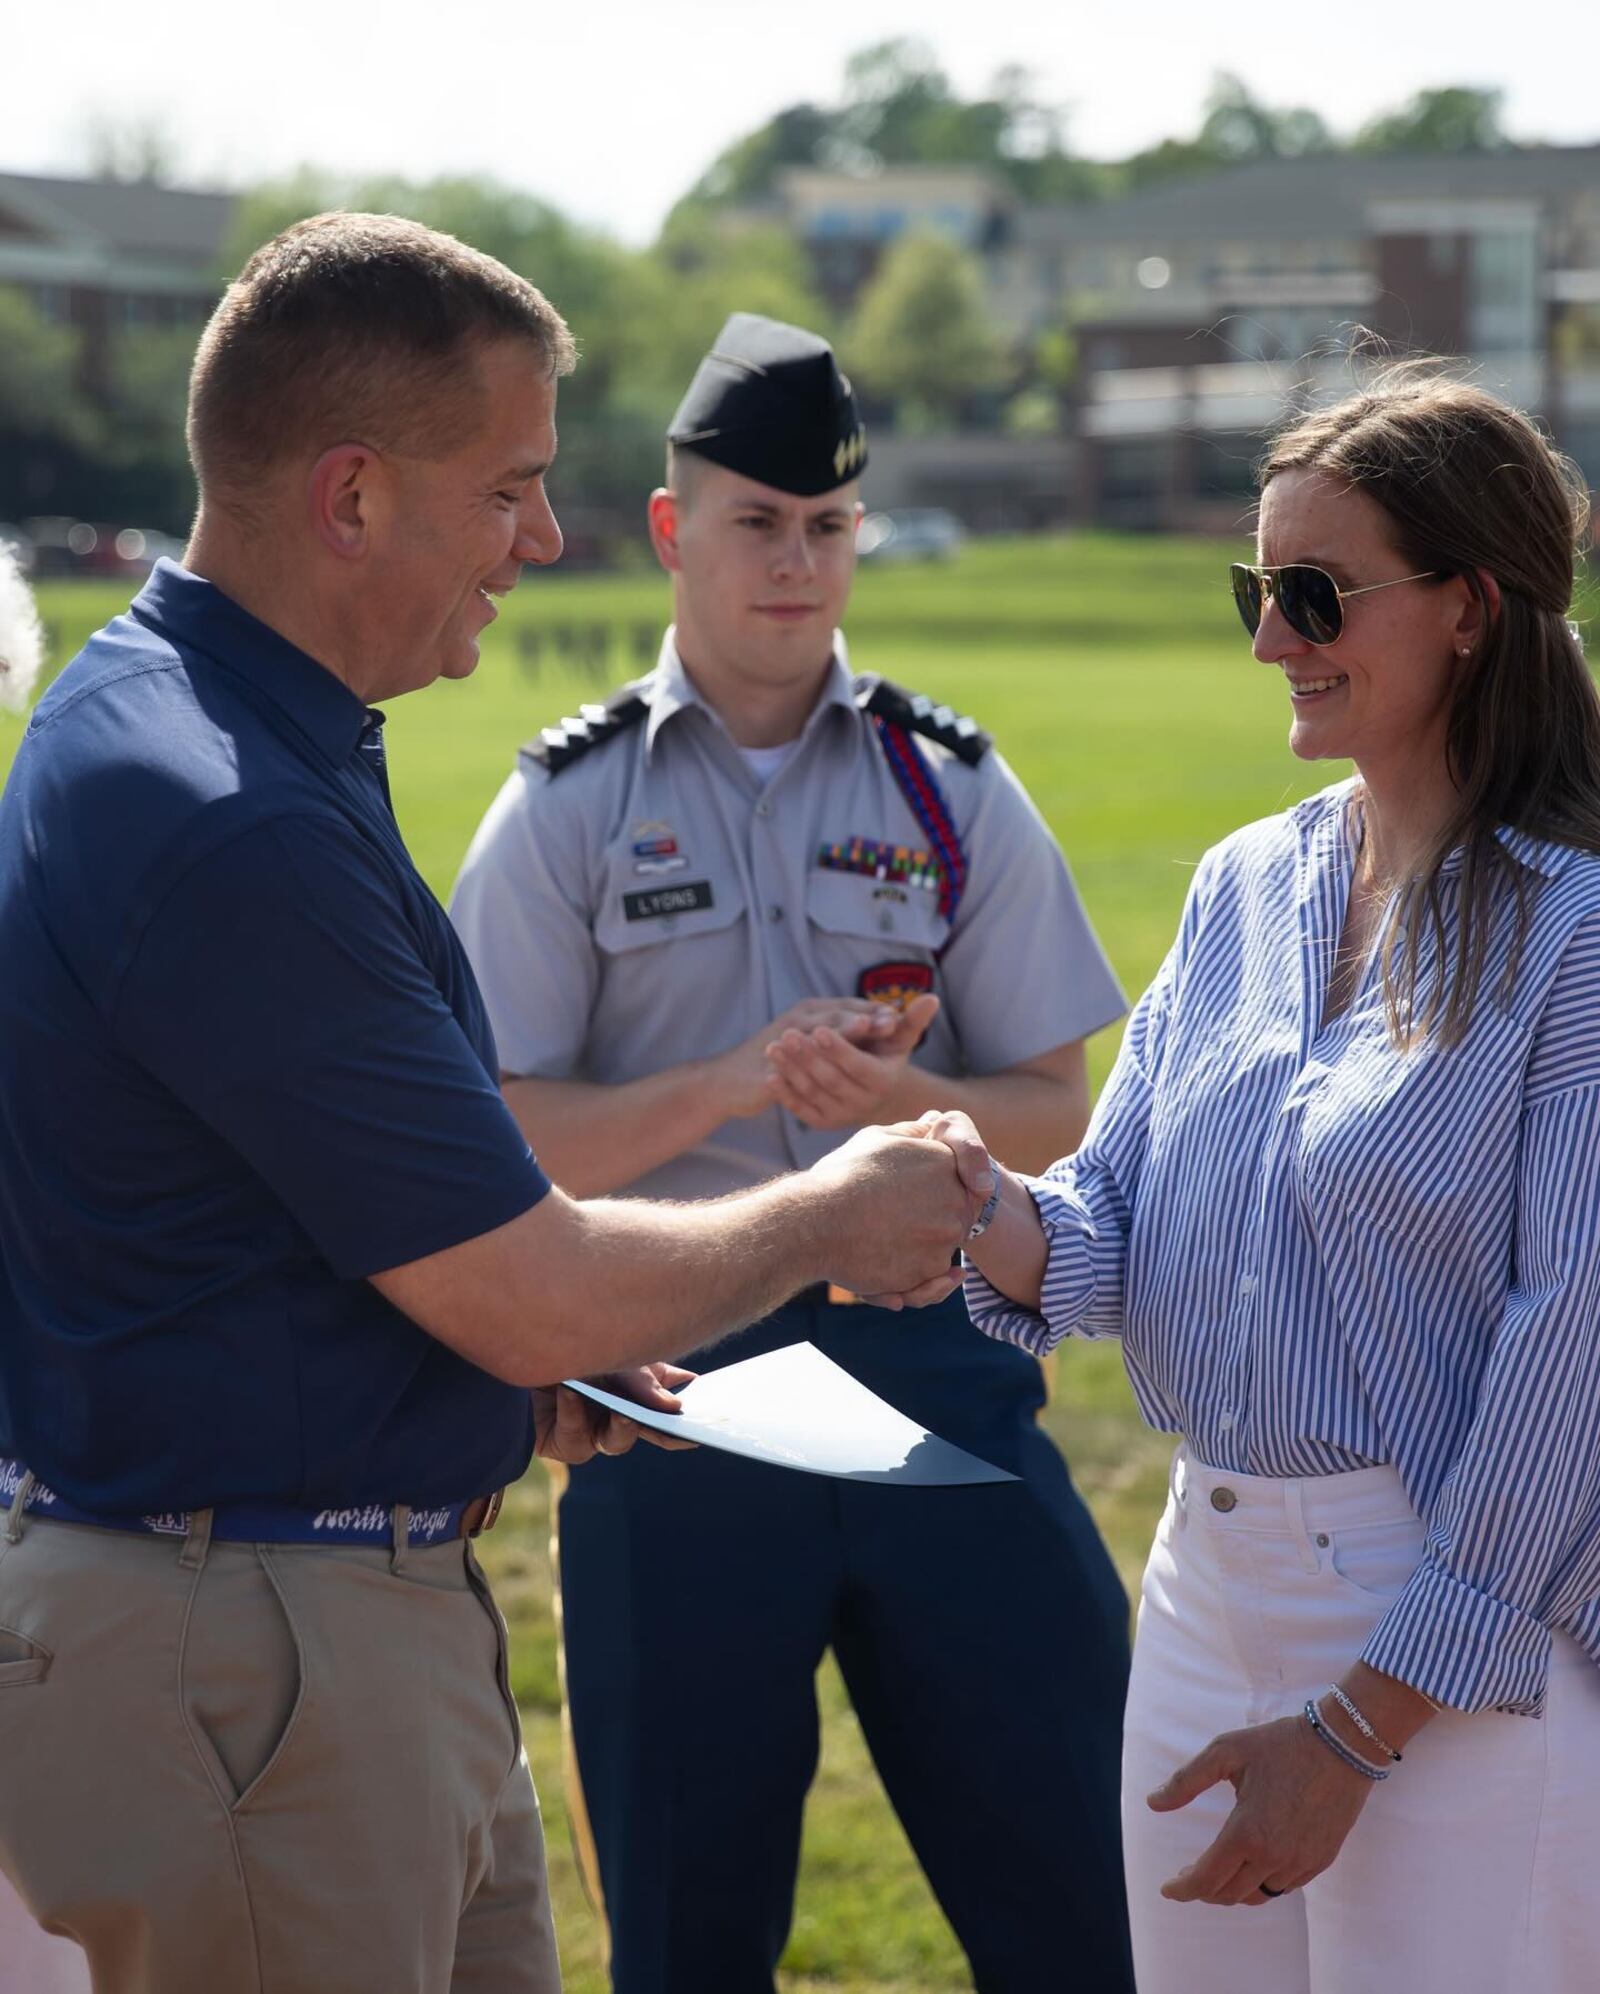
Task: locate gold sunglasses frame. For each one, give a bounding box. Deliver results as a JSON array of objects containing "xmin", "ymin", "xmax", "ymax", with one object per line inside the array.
[{"xmin": 1231, "ymin": 564, "xmax": 1442, "ymax": 647}]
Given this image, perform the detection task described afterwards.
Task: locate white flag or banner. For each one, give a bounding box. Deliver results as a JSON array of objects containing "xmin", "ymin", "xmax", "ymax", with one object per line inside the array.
[
  {"xmin": 568, "ymin": 1341, "xmax": 1016, "ymax": 1486},
  {"xmin": 0, "ymin": 543, "xmax": 44, "ymax": 714}
]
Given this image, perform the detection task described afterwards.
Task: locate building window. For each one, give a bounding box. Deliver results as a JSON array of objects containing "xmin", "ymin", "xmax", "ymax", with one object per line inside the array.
[{"xmin": 1470, "ymin": 231, "xmax": 1539, "ymax": 355}]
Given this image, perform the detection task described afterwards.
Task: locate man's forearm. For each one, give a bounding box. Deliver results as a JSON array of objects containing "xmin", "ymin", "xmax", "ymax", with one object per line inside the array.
[
  {"xmin": 553, "ymin": 1177, "xmax": 836, "ymax": 1365},
  {"xmin": 376, "ymin": 1172, "xmax": 837, "ymax": 1385},
  {"xmin": 503, "ymin": 1067, "xmax": 731, "ymax": 1198},
  {"xmin": 375, "ymin": 1121, "xmax": 982, "ymax": 1386},
  {"xmin": 877, "ymin": 1068, "xmax": 1086, "ymax": 1175}
]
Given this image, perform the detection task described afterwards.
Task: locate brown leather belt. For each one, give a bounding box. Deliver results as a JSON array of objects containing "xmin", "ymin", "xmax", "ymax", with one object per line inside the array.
[{"xmin": 457, "ymin": 1489, "xmax": 504, "ymax": 1537}]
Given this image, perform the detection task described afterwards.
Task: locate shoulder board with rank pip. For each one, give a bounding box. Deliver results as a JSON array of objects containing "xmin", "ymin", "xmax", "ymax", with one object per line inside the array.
[
  {"xmin": 519, "ymin": 682, "xmax": 650, "ymax": 776},
  {"xmin": 854, "ymin": 675, "xmax": 990, "ymax": 767}
]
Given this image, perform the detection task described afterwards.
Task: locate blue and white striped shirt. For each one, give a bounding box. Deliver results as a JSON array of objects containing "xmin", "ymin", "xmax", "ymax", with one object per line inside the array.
[{"xmin": 967, "ymin": 779, "xmax": 1600, "ymax": 1715}]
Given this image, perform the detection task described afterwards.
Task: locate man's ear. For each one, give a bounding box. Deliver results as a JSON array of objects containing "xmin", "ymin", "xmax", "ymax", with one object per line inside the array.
[
  {"xmin": 647, "ymin": 487, "xmax": 682, "ymax": 574},
  {"xmin": 307, "ymin": 444, "xmax": 381, "ymax": 560}
]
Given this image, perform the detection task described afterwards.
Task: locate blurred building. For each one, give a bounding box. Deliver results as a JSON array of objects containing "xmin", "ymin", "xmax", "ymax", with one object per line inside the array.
[
  {"xmin": 0, "ymin": 170, "xmax": 233, "ymax": 391},
  {"xmin": 729, "ymin": 149, "xmax": 1600, "ymax": 532},
  {"xmin": 6, "ymin": 157, "xmax": 1597, "ymax": 542},
  {"xmin": 985, "ymin": 148, "xmax": 1600, "ymax": 528}
]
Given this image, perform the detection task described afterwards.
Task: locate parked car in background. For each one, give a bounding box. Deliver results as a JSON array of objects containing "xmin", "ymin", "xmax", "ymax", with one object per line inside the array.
[
  {"xmin": 23, "ymin": 519, "xmax": 185, "ymax": 579},
  {"xmin": 23, "ymin": 518, "xmax": 93, "ymax": 578},
  {"xmin": 856, "ymin": 508, "xmax": 966, "ymax": 565},
  {"xmin": 97, "ymin": 527, "xmax": 187, "ymax": 576}
]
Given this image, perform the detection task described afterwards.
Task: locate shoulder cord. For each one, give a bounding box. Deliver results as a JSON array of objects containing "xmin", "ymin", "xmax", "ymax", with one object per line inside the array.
[{"xmin": 870, "ymin": 713, "xmax": 969, "ymax": 933}]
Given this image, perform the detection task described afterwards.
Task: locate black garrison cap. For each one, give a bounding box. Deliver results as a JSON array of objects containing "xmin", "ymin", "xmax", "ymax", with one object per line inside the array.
[{"xmin": 667, "ymin": 312, "xmax": 867, "ymax": 497}]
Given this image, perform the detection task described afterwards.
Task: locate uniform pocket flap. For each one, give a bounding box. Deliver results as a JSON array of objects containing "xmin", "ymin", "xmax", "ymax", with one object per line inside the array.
[
  {"xmin": 805, "ymin": 867, "xmax": 947, "ymax": 952},
  {"xmin": 594, "ymin": 861, "xmax": 744, "ymax": 955}
]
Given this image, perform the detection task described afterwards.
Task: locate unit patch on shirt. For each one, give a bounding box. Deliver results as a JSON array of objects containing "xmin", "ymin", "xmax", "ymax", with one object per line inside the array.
[
  {"xmin": 630, "ymin": 820, "xmax": 688, "ymax": 875},
  {"xmin": 858, "ymin": 960, "xmax": 936, "ymax": 1009},
  {"xmin": 623, "ymin": 881, "xmax": 714, "ymax": 922}
]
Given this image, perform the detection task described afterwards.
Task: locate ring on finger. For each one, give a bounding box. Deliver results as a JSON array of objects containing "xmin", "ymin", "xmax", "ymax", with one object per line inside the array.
[{"xmin": 1258, "ymin": 1883, "xmax": 1287, "ymax": 1899}]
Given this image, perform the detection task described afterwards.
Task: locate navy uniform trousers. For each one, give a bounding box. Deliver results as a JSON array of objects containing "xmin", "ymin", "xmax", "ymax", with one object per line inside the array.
[{"xmin": 557, "ymin": 1290, "xmax": 1135, "ymax": 1993}]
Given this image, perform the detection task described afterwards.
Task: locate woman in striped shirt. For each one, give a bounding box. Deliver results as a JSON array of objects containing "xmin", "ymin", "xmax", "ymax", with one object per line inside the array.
[{"xmin": 959, "ymin": 372, "xmax": 1600, "ymax": 1992}]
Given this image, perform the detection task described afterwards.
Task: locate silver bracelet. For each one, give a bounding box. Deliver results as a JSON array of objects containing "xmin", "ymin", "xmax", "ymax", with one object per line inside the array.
[
  {"xmin": 1324, "ymin": 1683, "xmax": 1402, "ymax": 1762},
  {"xmin": 966, "ymin": 1162, "xmax": 1002, "ymax": 1242},
  {"xmin": 1303, "ymin": 1699, "xmax": 1389, "ymax": 1781}
]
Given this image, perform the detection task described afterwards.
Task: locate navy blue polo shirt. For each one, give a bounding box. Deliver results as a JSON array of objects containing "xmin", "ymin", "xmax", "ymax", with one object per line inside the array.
[{"xmin": 0, "ymin": 560, "xmax": 550, "ymax": 1512}]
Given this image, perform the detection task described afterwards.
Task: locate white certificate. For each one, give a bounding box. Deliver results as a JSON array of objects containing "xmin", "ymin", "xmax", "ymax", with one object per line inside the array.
[{"xmin": 566, "ymin": 1341, "xmax": 1016, "ymax": 1486}]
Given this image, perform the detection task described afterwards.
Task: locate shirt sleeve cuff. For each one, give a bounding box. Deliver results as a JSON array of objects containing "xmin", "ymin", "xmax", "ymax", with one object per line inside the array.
[
  {"xmin": 338, "ymin": 1153, "xmax": 551, "ymax": 1281},
  {"xmin": 1360, "ymin": 1559, "xmax": 1553, "ymax": 1715},
  {"xmin": 963, "ymin": 1178, "xmax": 1101, "ymax": 1355}
]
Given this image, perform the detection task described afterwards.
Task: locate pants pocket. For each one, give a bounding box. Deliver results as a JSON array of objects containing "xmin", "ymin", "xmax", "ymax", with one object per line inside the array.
[
  {"xmin": 181, "ymin": 1547, "xmax": 306, "ymax": 1810},
  {"xmin": 1318, "ymin": 1517, "xmax": 1426, "ymax": 1604},
  {"xmin": 0, "ymin": 1624, "xmax": 51, "ymax": 1686}
]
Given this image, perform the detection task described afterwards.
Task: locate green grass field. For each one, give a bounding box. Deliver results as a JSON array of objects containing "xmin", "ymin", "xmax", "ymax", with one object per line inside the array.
[{"xmin": 5, "ymin": 535, "xmax": 1593, "ymax": 1989}]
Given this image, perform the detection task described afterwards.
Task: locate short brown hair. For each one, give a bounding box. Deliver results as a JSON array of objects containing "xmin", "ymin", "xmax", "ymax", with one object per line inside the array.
[
  {"xmin": 664, "ymin": 441, "xmax": 709, "ymax": 507},
  {"xmin": 188, "ymin": 212, "xmax": 576, "ymax": 508},
  {"xmin": 1262, "ymin": 363, "xmax": 1596, "ymax": 1047}
]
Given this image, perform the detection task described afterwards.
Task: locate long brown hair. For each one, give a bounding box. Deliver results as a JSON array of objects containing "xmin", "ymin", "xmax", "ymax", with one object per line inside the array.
[{"xmin": 1260, "ymin": 365, "xmax": 1598, "ymax": 1048}]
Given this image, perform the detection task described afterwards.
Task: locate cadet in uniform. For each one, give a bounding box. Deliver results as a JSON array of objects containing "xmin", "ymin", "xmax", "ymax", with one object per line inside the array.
[{"xmin": 451, "ymin": 315, "xmax": 1135, "ymax": 1993}]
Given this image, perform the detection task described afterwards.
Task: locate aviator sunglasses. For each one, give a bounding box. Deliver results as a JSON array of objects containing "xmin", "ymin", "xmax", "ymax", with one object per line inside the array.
[{"xmin": 1231, "ymin": 562, "xmax": 1442, "ymax": 648}]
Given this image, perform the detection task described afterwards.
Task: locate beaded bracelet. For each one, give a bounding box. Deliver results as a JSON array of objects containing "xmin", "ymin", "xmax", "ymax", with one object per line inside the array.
[
  {"xmin": 1303, "ymin": 1699, "xmax": 1389, "ymax": 1781},
  {"xmin": 1324, "ymin": 1683, "xmax": 1402, "ymax": 1763}
]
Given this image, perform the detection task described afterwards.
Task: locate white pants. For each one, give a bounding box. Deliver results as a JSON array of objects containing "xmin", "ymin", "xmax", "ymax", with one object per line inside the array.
[{"xmin": 1122, "ymin": 1449, "xmax": 1600, "ymax": 1994}]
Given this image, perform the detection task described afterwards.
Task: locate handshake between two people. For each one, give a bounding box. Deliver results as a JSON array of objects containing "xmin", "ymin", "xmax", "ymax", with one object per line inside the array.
[{"xmin": 535, "ymin": 1101, "xmax": 993, "ymax": 1466}]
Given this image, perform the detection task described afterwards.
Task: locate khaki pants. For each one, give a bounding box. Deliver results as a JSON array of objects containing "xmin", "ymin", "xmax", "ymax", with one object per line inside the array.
[{"xmin": 0, "ymin": 1500, "xmax": 561, "ymax": 1994}]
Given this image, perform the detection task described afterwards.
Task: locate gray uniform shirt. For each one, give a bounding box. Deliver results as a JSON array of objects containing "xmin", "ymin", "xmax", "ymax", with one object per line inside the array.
[{"xmin": 451, "ymin": 631, "xmax": 1124, "ymax": 1203}]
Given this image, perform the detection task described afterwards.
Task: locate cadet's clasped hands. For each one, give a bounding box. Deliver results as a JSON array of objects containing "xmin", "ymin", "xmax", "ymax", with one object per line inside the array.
[
  {"xmin": 707, "ymin": 993, "xmax": 939, "ymax": 1126},
  {"xmin": 765, "ymin": 992, "xmax": 941, "ymax": 1129}
]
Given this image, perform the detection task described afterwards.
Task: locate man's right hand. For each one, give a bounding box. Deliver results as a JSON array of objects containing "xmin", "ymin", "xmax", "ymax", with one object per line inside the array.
[
  {"xmin": 709, "ymin": 998, "xmax": 898, "ymax": 1119},
  {"xmin": 808, "ymin": 1111, "xmax": 991, "ymax": 1306}
]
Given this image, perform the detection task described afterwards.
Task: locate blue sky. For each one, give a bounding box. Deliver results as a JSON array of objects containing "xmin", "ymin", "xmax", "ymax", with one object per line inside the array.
[{"xmin": 7, "ymin": 0, "xmax": 1596, "ymax": 243}]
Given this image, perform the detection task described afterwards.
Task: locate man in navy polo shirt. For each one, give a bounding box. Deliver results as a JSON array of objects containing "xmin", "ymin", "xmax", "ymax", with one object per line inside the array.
[{"xmin": 0, "ymin": 214, "xmax": 982, "ymax": 1994}]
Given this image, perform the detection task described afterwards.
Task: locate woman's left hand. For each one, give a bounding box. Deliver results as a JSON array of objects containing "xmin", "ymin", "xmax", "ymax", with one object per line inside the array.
[{"xmin": 1148, "ymin": 1710, "xmax": 1376, "ymax": 1904}]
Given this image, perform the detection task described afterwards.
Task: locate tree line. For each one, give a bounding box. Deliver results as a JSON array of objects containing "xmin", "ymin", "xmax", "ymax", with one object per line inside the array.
[{"xmin": 680, "ymin": 45, "xmax": 1511, "ymax": 214}]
